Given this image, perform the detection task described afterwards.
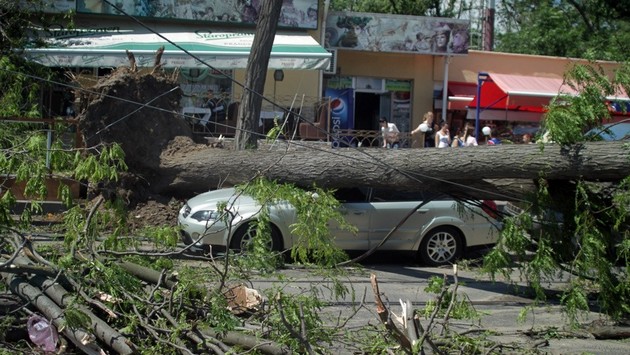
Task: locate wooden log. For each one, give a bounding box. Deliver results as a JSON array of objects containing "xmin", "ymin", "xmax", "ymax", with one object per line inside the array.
[
  {"xmin": 4, "ymin": 272, "xmax": 105, "ymax": 355},
  {"xmin": 29, "ymin": 275, "xmax": 136, "ymax": 354}
]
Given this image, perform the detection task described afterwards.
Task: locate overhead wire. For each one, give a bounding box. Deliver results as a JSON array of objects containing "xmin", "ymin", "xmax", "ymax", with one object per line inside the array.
[
  {"xmin": 16, "ymin": 1, "xmax": 528, "ymax": 206},
  {"xmin": 1, "ymin": 64, "xmax": 524, "ymax": 207},
  {"xmin": 6, "ymin": 5, "xmax": 524, "ymax": 267}
]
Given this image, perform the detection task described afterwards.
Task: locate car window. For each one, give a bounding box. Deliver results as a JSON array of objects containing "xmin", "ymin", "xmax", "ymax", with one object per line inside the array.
[
  {"xmin": 585, "ymin": 123, "xmax": 630, "ymax": 141},
  {"xmin": 371, "ymin": 189, "xmax": 427, "ymax": 202},
  {"xmin": 334, "ymin": 188, "xmax": 368, "ymax": 203}
]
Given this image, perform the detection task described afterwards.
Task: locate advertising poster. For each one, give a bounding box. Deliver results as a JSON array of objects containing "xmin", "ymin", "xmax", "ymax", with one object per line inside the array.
[
  {"xmin": 325, "ymin": 88, "xmax": 354, "ymax": 148},
  {"xmin": 325, "ymin": 11, "xmax": 469, "ymax": 55},
  {"xmin": 75, "ymin": 0, "xmax": 319, "ymax": 29}
]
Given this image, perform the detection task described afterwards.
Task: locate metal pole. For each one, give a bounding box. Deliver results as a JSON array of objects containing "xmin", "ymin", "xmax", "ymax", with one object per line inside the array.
[
  {"xmin": 441, "ymin": 55, "xmax": 450, "ymax": 123},
  {"xmin": 475, "ymin": 72, "xmax": 489, "ymax": 139},
  {"xmin": 46, "ymin": 125, "xmax": 52, "ymax": 169},
  {"xmin": 319, "ymin": 0, "xmax": 331, "ymax": 101}
]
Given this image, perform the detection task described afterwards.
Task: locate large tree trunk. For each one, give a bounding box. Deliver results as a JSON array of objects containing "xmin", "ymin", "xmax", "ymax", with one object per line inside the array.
[
  {"xmin": 74, "ymin": 70, "xmax": 629, "ymax": 203},
  {"xmin": 235, "ymin": 1, "xmax": 283, "ymax": 150},
  {"xmin": 155, "ymin": 140, "xmax": 629, "ymax": 201}
]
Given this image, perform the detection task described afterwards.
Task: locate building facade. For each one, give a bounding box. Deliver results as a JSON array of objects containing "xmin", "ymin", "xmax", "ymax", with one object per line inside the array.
[{"xmin": 29, "ymin": 1, "xmax": 624, "ymax": 144}]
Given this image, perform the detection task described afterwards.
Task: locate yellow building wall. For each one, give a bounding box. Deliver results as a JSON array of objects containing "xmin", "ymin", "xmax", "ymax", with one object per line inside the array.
[
  {"xmin": 435, "ymin": 50, "xmax": 622, "ymax": 83},
  {"xmin": 230, "ymin": 29, "xmax": 325, "ymax": 118},
  {"xmin": 231, "ymin": 69, "xmax": 322, "ymax": 119}
]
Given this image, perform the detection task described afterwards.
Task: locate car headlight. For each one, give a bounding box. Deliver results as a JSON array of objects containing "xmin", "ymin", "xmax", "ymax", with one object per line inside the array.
[
  {"xmin": 181, "ymin": 204, "xmax": 191, "ymax": 218},
  {"xmin": 190, "ymin": 210, "xmax": 220, "ymax": 222}
]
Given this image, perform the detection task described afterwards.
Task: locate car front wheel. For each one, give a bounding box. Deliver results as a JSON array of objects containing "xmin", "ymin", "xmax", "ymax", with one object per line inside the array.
[
  {"xmin": 229, "ymin": 221, "xmax": 283, "ymax": 252},
  {"xmin": 419, "ymin": 227, "xmax": 463, "ymax": 266}
]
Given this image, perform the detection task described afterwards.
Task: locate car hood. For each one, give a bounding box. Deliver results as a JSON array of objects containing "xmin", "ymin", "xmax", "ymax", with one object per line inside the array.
[{"xmin": 186, "ymin": 187, "xmax": 257, "ymax": 211}]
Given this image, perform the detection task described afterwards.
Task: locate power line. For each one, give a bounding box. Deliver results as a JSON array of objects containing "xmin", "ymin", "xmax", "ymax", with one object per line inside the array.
[{"xmin": 9, "ymin": 3, "xmax": 527, "ymax": 205}]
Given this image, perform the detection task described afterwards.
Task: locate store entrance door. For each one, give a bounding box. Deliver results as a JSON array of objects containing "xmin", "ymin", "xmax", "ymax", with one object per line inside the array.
[
  {"xmin": 354, "ymin": 92, "xmax": 392, "ymax": 130},
  {"xmin": 354, "ymin": 92, "xmax": 379, "ymax": 130}
]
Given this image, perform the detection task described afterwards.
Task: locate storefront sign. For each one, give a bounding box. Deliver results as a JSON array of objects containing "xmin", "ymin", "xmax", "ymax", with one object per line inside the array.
[
  {"xmin": 326, "ymin": 77, "xmax": 353, "ymax": 90},
  {"xmin": 325, "ymin": 11, "xmax": 469, "ymax": 56},
  {"xmin": 385, "ymin": 80, "xmax": 411, "ymax": 92}
]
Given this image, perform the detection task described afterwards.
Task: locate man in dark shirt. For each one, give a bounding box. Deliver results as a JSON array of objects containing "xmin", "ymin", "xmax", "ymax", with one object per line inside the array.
[{"xmin": 204, "ymin": 89, "xmax": 226, "ymax": 121}]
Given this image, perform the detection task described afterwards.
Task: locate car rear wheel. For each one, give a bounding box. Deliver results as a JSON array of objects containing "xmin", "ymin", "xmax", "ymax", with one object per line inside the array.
[
  {"xmin": 419, "ymin": 227, "xmax": 463, "ymax": 266},
  {"xmin": 229, "ymin": 222, "xmax": 283, "ymax": 252}
]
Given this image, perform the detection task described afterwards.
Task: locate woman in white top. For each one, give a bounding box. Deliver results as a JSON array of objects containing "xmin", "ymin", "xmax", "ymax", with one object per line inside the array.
[
  {"xmin": 462, "ymin": 123, "xmax": 478, "ymax": 146},
  {"xmin": 435, "ymin": 121, "xmax": 451, "ymax": 148},
  {"xmin": 411, "ymin": 111, "xmax": 436, "ymax": 147},
  {"xmin": 379, "ymin": 117, "xmax": 400, "ymax": 148}
]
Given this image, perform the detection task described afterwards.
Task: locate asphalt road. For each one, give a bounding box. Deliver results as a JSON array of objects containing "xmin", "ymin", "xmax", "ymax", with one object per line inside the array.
[
  {"xmin": 30, "ymin": 232, "xmax": 630, "ymax": 354},
  {"xmin": 241, "ymin": 255, "xmax": 630, "ymax": 355}
]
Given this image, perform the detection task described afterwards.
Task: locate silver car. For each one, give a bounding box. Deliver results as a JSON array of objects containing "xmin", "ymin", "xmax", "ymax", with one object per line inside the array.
[{"xmin": 178, "ymin": 187, "xmax": 501, "ymax": 266}]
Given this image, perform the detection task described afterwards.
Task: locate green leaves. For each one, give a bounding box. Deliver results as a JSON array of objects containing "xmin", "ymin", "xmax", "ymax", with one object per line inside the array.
[
  {"xmin": 73, "ymin": 144, "xmax": 127, "ymax": 182},
  {"xmin": 239, "ymin": 178, "xmax": 351, "ymax": 268},
  {"xmin": 544, "ymin": 62, "xmax": 630, "ymax": 146},
  {"xmin": 496, "ymin": 0, "xmax": 630, "ymax": 61},
  {"xmin": 482, "ymin": 61, "xmax": 630, "ymax": 321}
]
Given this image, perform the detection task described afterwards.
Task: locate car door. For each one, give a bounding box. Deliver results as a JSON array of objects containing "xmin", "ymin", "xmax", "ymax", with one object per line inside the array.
[
  {"xmin": 368, "ymin": 189, "xmax": 439, "ymax": 251},
  {"xmin": 329, "ymin": 188, "xmax": 372, "ymax": 251}
]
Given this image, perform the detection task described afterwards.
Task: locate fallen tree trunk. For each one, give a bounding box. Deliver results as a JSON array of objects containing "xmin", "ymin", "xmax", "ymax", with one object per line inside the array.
[
  {"xmin": 153, "ymin": 139, "xmax": 629, "ymax": 201},
  {"xmin": 74, "ymin": 70, "xmax": 629, "ymax": 203}
]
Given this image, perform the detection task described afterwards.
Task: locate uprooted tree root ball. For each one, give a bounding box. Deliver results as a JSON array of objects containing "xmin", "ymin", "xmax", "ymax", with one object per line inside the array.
[{"xmin": 76, "ymin": 68, "xmax": 212, "ymax": 207}]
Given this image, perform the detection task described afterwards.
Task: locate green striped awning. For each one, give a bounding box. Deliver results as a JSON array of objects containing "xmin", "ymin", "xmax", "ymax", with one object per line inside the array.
[{"xmin": 25, "ymin": 30, "xmax": 331, "ymax": 70}]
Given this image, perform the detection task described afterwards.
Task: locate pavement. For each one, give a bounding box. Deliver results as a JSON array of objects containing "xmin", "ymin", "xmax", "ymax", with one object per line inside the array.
[{"xmin": 244, "ymin": 261, "xmax": 630, "ymax": 354}]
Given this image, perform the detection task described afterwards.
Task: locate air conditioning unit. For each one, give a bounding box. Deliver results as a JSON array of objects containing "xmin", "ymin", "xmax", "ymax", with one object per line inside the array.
[{"xmin": 323, "ymin": 49, "xmax": 337, "ymax": 75}]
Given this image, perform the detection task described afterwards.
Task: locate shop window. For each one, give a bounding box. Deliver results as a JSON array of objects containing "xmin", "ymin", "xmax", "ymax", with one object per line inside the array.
[{"xmin": 355, "ymin": 77, "xmax": 384, "ymax": 92}]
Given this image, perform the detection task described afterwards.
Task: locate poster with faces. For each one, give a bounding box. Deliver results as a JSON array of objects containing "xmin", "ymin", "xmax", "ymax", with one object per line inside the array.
[{"xmin": 75, "ymin": 0, "xmax": 319, "ymax": 29}]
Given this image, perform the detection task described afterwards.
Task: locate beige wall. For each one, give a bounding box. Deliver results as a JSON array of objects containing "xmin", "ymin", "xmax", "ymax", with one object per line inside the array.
[
  {"xmin": 231, "ymin": 69, "xmax": 322, "ymax": 120},
  {"xmin": 230, "ymin": 24, "xmax": 325, "ymax": 118}
]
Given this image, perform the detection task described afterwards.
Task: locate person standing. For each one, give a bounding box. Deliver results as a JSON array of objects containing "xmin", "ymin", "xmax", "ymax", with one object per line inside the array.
[
  {"xmin": 411, "ymin": 111, "xmax": 436, "ymax": 147},
  {"xmin": 435, "ymin": 121, "xmax": 451, "ymax": 148},
  {"xmin": 379, "ymin": 117, "xmax": 400, "ymax": 149},
  {"xmin": 463, "ymin": 123, "xmax": 478, "ymax": 146},
  {"xmin": 483, "ymin": 127, "xmax": 501, "ymax": 145},
  {"xmin": 203, "ymin": 89, "xmax": 226, "ymax": 128},
  {"xmin": 451, "ymin": 127, "xmax": 464, "ymax": 147}
]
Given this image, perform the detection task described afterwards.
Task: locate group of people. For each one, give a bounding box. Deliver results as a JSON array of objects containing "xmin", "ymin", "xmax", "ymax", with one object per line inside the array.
[{"xmin": 380, "ymin": 111, "xmax": 503, "ymax": 149}]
